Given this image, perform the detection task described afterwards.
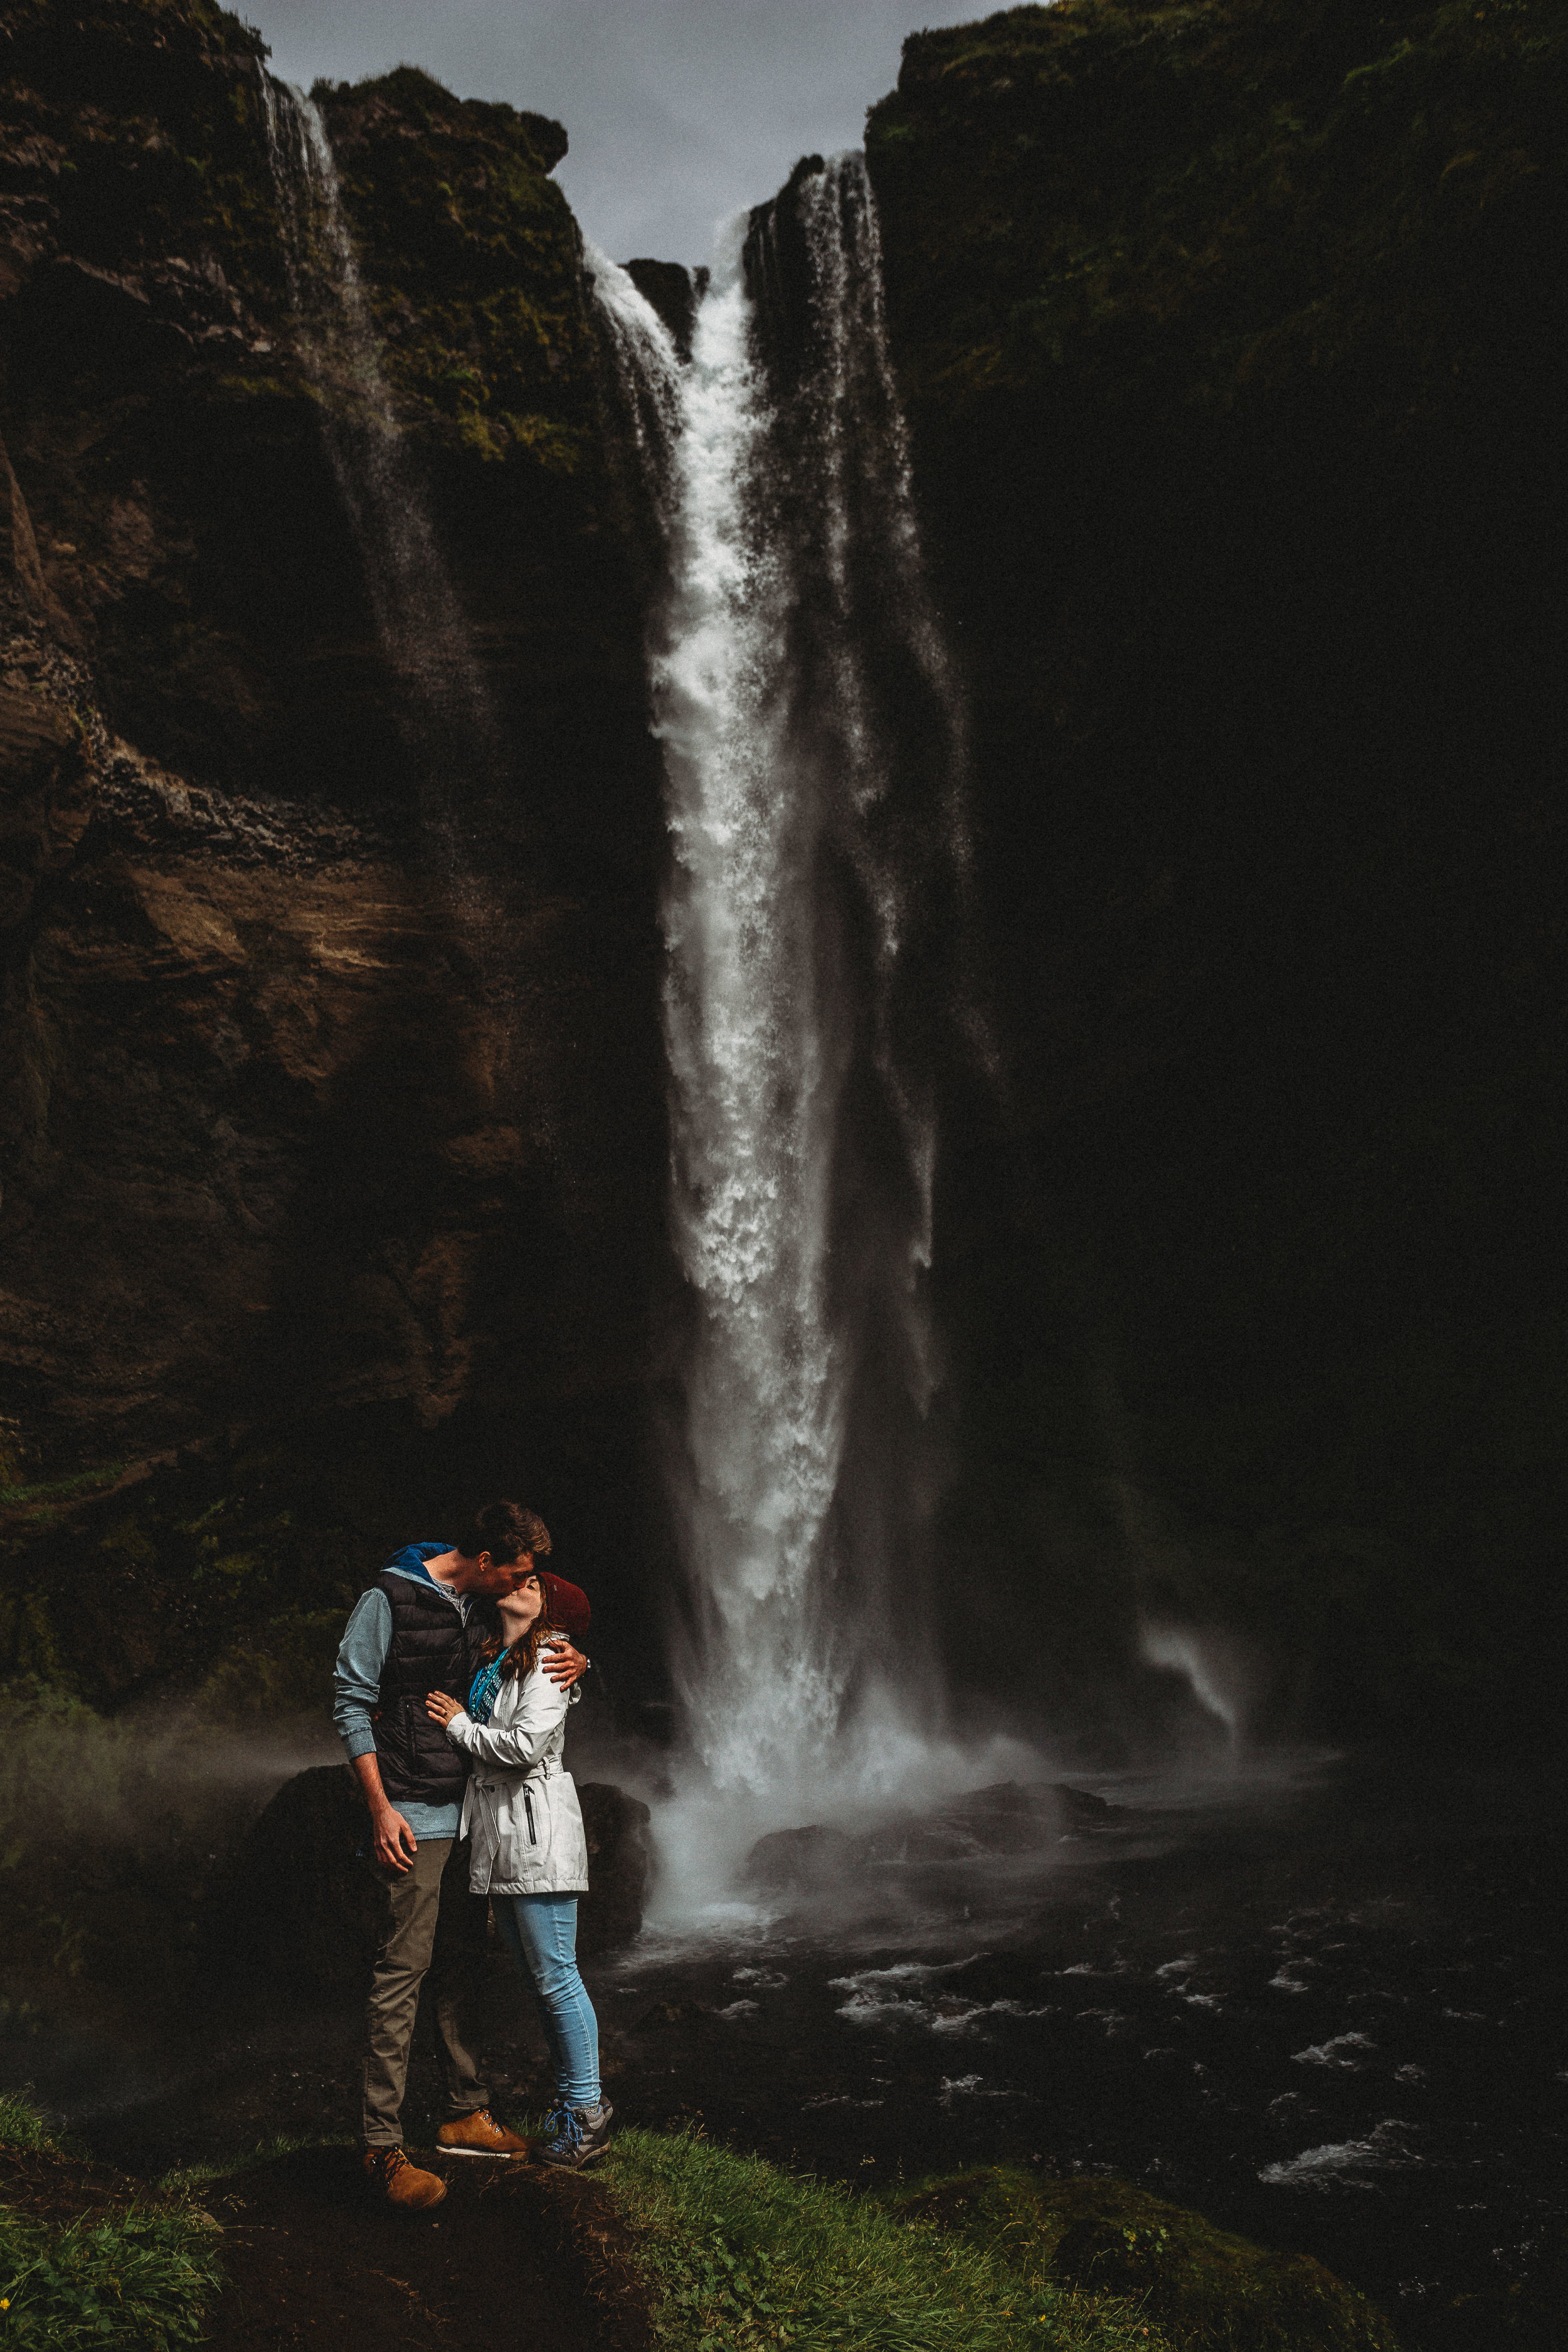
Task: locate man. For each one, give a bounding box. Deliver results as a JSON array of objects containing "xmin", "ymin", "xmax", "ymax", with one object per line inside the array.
[{"xmin": 333, "ymin": 1499, "xmax": 589, "ymax": 2208}]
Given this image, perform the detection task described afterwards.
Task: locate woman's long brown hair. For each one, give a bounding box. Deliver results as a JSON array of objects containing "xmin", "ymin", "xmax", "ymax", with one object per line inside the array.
[{"xmin": 503, "ymin": 1597, "xmax": 559, "ymax": 1680}]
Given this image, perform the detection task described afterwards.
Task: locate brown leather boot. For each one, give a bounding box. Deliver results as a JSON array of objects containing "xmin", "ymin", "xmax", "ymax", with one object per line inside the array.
[
  {"xmin": 363, "ymin": 2145, "xmax": 447, "ymax": 2208},
  {"xmin": 436, "ymin": 2107, "xmax": 530, "ymax": 2159}
]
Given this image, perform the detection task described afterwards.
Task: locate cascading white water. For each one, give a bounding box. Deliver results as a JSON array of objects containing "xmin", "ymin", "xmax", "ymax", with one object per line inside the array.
[
  {"xmin": 258, "ymin": 75, "xmax": 499, "ymax": 790},
  {"xmin": 657, "ymin": 218, "xmax": 847, "ymax": 1787},
  {"xmin": 623, "ymin": 156, "xmax": 979, "ymax": 1813},
  {"xmin": 584, "ymin": 239, "xmax": 683, "ymax": 508}
]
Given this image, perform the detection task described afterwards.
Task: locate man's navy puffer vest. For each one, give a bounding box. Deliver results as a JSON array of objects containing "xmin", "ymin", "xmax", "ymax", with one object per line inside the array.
[{"xmin": 372, "ymin": 1571, "xmax": 494, "ymax": 1808}]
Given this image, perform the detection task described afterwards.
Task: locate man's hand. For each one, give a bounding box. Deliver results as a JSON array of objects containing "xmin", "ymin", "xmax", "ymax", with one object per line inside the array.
[
  {"xmin": 350, "ymin": 1750, "xmax": 416, "ymax": 1873},
  {"xmin": 370, "ymin": 1804, "xmax": 418, "ymax": 1873},
  {"xmin": 543, "ymin": 1639, "xmax": 588, "ymax": 1688}
]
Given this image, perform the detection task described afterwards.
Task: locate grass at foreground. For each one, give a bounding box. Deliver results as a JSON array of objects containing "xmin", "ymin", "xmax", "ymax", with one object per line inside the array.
[
  {"xmin": 1, "ymin": 2094, "xmax": 1397, "ymax": 2352},
  {"xmin": 889, "ymin": 2169, "xmax": 1399, "ymax": 2352},
  {"xmin": 0, "ymin": 2096, "xmax": 56, "ymax": 2154},
  {"xmin": 603, "ymin": 2127, "xmax": 1170, "ymax": 2351},
  {"xmin": 0, "ymin": 2095, "xmax": 223, "ymax": 2352}
]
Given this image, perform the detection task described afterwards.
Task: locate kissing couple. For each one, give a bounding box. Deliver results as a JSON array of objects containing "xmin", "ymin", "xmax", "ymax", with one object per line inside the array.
[{"xmin": 332, "ymin": 1498, "xmax": 611, "ymax": 2209}]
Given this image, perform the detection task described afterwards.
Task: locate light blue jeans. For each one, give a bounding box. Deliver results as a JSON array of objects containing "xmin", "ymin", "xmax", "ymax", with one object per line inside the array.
[{"xmin": 491, "ymin": 1893, "xmax": 601, "ymax": 2110}]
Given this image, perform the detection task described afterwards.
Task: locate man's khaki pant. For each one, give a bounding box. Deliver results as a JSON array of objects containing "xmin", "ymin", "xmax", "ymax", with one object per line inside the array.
[{"xmin": 362, "ymin": 1835, "xmax": 490, "ymax": 2148}]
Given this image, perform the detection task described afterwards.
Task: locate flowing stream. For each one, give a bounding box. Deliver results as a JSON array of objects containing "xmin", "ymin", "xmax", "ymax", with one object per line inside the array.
[{"xmin": 595, "ymin": 157, "xmax": 979, "ymax": 1821}]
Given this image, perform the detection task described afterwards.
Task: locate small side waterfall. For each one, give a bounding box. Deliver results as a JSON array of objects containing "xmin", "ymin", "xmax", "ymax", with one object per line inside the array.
[
  {"xmin": 584, "ymin": 237, "xmax": 683, "ymax": 518},
  {"xmin": 258, "ymin": 76, "xmax": 501, "ymax": 800},
  {"xmin": 625, "ymin": 156, "xmax": 977, "ymax": 1809}
]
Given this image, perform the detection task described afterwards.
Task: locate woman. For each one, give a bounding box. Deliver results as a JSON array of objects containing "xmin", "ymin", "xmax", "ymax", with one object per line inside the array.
[{"xmin": 425, "ymin": 1568, "xmax": 612, "ymax": 2168}]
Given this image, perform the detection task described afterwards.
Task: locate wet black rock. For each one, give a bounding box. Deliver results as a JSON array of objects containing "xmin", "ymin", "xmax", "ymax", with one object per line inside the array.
[
  {"xmin": 936, "ymin": 1779, "xmax": 1069, "ymax": 1854},
  {"xmin": 1052, "ymin": 1783, "xmax": 1125, "ymax": 1834},
  {"xmin": 622, "ymin": 259, "xmax": 697, "ymax": 362},
  {"xmin": 218, "ymin": 1764, "xmax": 384, "ymax": 1996},
  {"xmin": 742, "ymin": 1824, "xmax": 855, "ymax": 1895},
  {"xmin": 743, "ymin": 1783, "xmax": 1122, "ymax": 1891},
  {"xmin": 574, "ymin": 1780, "xmax": 652, "ymax": 1956}
]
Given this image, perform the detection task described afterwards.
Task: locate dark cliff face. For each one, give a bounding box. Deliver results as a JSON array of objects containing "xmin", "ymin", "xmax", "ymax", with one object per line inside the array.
[
  {"xmin": 0, "ymin": 0, "xmax": 670, "ymax": 1688},
  {"xmin": 868, "ymin": 0, "xmax": 1568, "ymax": 1745},
  {"xmin": 4, "ymin": 0, "xmax": 1565, "ymax": 1759}
]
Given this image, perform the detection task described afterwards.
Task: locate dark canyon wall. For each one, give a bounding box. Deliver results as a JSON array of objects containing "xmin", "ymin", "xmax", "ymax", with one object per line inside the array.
[
  {"xmin": 868, "ymin": 0, "xmax": 1568, "ymax": 1746},
  {"xmin": 0, "ymin": 3, "xmax": 671, "ymax": 1713}
]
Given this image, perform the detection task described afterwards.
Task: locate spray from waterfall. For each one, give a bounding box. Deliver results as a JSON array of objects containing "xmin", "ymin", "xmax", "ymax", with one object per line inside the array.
[
  {"xmin": 258, "ymin": 75, "xmax": 502, "ymax": 810},
  {"xmin": 596, "ymin": 156, "xmax": 984, "ymax": 1825}
]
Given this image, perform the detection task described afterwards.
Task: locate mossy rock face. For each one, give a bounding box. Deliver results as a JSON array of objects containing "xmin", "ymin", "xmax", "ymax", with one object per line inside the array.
[
  {"xmin": 893, "ymin": 2169, "xmax": 1401, "ymax": 2351},
  {"xmin": 867, "ymin": 0, "xmax": 1568, "ymax": 430},
  {"xmin": 1, "ymin": 0, "xmax": 283, "ymax": 317},
  {"xmin": 315, "ymin": 65, "xmax": 598, "ymax": 468}
]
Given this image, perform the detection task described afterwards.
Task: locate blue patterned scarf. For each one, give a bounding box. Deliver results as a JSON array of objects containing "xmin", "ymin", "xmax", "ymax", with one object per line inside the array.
[{"xmin": 467, "ymin": 1654, "xmax": 507, "ymax": 1724}]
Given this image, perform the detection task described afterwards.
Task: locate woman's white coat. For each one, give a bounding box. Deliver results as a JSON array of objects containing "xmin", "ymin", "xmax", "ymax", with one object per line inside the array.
[{"xmin": 444, "ymin": 1660, "xmax": 589, "ymax": 1896}]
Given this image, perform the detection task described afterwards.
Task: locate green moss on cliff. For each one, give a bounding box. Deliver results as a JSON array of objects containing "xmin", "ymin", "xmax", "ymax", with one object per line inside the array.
[
  {"xmin": 868, "ymin": 0, "xmax": 1568, "ymax": 428},
  {"xmin": 0, "ymin": 1440, "xmax": 358, "ymax": 1713},
  {"xmin": 0, "ymin": 0, "xmax": 282, "ymax": 309},
  {"xmin": 315, "ymin": 66, "xmax": 596, "ymax": 467},
  {"xmin": 1, "ymin": 13, "xmax": 601, "ymax": 465}
]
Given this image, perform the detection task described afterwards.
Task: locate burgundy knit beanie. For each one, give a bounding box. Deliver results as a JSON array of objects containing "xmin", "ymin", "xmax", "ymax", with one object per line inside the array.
[{"xmin": 541, "ymin": 1571, "xmax": 591, "ymax": 1648}]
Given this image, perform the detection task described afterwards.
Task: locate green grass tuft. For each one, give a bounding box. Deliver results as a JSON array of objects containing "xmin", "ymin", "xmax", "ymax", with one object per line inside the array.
[
  {"xmin": 0, "ymin": 2091, "xmax": 58, "ymax": 2154},
  {"xmin": 888, "ymin": 2169, "xmax": 1400, "ymax": 2352},
  {"xmin": 601, "ymin": 2127, "xmax": 1170, "ymax": 2350},
  {"xmin": 1, "ymin": 2089, "xmax": 224, "ymax": 2349},
  {"xmin": 0, "ymin": 2206, "xmax": 223, "ymax": 2352}
]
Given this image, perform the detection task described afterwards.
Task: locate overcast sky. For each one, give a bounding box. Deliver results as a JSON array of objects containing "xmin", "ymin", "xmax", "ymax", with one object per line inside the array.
[{"xmin": 240, "ymin": 0, "xmax": 987, "ymax": 266}]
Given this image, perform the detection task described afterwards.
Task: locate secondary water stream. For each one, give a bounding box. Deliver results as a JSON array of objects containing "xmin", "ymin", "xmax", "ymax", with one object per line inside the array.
[{"xmin": 258, "ymin": 75, "xmax": 505, "ymax": 846}]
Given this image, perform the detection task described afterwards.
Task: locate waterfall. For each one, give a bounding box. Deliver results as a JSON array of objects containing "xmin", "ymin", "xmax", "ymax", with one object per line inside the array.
[
  {"xmin": 258, "ymin": 75, "xmax": 501, "ymax": 801},
  {"xmin": 583, "ymin": 238, "xmax": 683, "ymax": 521},
  {"xmin": 630, "ymin": 156, "xmax": 976, "ymax": 1807}
]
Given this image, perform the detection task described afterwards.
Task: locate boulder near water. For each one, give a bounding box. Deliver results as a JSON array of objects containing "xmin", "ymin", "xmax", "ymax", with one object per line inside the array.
[
  {"xmin": 218, "ymin": 1765, "xmax": 651, "ymax": 1991},
  {"xmin": 216, "ymin": 1764, "xmax": 384, "ymax": 1996},
  {"xmin": 741, "ymin": 1783, "xmax": 1124, "ymax": 1892},
  {"xmin": 575, "ymin": 1779, "xmax": 652, "ymax": 1956},
  {"xmin": 741, "ymin": 1823, "xmax": 856, "ymax": 1895}
]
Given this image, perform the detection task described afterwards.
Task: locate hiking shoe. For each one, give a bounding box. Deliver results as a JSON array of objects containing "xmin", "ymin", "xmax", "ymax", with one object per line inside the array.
[
  {"xmin": 437, "ymin": 2107, "xmax": 529, "ymax": 2158},
  {"xmin": 533, "ymin": 2098, "xmax": 613, "ymax": 2169},
  {"xmin": 363, "ymin": 2145, "xmax": 447, "ymax": 2209}
]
